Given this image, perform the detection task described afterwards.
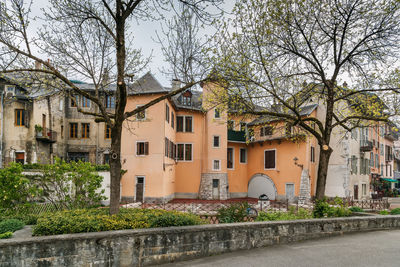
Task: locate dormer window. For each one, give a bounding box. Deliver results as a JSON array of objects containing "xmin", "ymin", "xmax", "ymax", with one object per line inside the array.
[{"xmin": 182, "ymin": 90, "xmax": 192, "ymax": 106}]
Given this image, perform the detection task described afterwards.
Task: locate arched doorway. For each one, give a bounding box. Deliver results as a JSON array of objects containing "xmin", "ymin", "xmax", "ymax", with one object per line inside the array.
[{"xmin": 248, "ymin": 173, "xmax": 277, "ymax": 200}]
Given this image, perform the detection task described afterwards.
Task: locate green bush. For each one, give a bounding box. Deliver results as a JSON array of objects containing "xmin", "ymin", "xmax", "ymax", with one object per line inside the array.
[
  {"xmin": 256, "ymin": 208, "xmax": 313, "ymax": 222},
  {"xmin": 217, "ymin": 202, "xmax": 251, "ymax": 223},
  {"xmin": 390, "ymin": 208, "xmax": 400, "ymax": 215},
  {"xmin": 313, "ymin": 198, "xmax": 351, "ymax": 218},
  {"xmin": 349, "ymin": 206, "xmax": 365, "ymax": 212},
  {"xmin": 0, "ymin": 163, "xmax": 38, "ymax": 208},
  {"xmin": 379, "ymin": 210, "xmax": 390, "ymax": 215},
  {"xmin": 94, "ymin": 165, "xmax": 110, "ymax": 171},
  {"xmin": 32, "ymin": 208, "xmax": 204, "ymax": 236},
  {"xmin": 0, "ymin": 232, "xmax": 12, "ymax": 239},
  {"xmin": 0, "ymin": 219, "xmax": 24, "ymax": 234}
]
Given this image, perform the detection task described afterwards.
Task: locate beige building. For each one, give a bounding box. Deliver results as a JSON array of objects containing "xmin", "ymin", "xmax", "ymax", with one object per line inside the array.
[{"xmin": 0, "ymin": 75, "xmax": 113, "ymax": 166}]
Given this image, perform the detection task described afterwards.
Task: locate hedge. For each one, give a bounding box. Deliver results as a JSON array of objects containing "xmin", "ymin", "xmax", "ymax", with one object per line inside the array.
[{"xmin": 33, "ymin": 208, "xmax": 205, "ymax": 236}]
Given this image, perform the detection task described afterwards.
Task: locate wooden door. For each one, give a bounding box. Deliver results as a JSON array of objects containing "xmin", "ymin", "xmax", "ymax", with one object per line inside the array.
[
  {"xmin": 354, "ymin": 184, "xmax": 359, "ymax": 200},
  {"xmin": 212, "ymin": 179, "xmax": 219, "ymax": 199},
  {"xmin": 136, "ymin": 177, "xmax": 144, "ymax": 203}
]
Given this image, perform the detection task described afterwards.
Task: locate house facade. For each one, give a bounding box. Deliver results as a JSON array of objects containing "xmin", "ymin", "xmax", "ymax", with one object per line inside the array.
[{"xmin": 120, "ymin": 73, "xmax": 320, "ymax": 203}]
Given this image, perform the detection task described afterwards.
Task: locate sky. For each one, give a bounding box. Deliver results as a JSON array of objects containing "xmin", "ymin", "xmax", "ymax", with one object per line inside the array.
[{"xmin": 27, "ymin": 0, "xmax": 234, "ymax": 87}]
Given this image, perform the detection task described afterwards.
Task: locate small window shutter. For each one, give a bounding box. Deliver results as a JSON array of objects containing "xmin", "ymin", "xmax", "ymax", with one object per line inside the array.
[
  {"xmin": 137, "ymin": 142, "xmax": 140, "ymax": 155},
  {"xmin": 24, "ymin": 110, "xmax": 29, "ymax": 128},
  {"xmin": 260, "ymin": 127, "xmax": 264, "ymax": 137},
  {"xmin": 144, "ymin": 142, "xmax": 149, "ymax": 155}
]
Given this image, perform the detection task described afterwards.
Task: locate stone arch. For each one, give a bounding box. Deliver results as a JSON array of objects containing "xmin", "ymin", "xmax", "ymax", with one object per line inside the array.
[{"xmin": 248, "ymin": 173, "xmax": 277, "ymax": 200}]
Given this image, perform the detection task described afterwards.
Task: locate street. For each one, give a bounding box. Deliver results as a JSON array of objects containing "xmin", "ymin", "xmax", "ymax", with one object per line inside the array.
[{"xmin": 158, "ymin": 230, "xmax": 400, "ymax": 267}]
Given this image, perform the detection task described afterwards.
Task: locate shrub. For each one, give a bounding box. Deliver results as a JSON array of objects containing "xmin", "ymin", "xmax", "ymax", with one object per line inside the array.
[
  {"xmin": 390, "ymin": 208, "xmax": 400, "ymax": 215},
  {"xmin": 0, "ymin": 232, "xmax": 12, "ymax": 239},
  {"xmin": 33, "ymin": 208, "xmax": 204, "ymax": 236},
  {"xmin": 0, "ymin": 219, "xmax": 24, "ymax": 234},
  {"xmin": 349, "ymin": 206, "xmax": 365, "ymax": 212},
  {"xmin": 256, "ymin": 208, "xmax": 312, "ymax": 222},
  {"xmin": 0, "ymin": 163, "xmax": 38, "ymax": 208},
  {"xmin": 94, "ymin": 165, "xmax": 110, "ymax": 171},
  {"xmin": 379, "ymin": 210, "xmax": 390, "ymax": 215},
  {"xmin": 217, "ymin": 202, "xmax": 251, "ymax": 223},
  {"xmin": 313, "ymin": 198, "xmax": 351, "ymax": 218}
]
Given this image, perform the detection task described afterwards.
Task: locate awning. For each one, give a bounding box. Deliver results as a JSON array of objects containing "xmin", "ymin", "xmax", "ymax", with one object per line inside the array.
[{"xmin": 381, "ymin": 178, "xmax": 398, "ymax": 182}]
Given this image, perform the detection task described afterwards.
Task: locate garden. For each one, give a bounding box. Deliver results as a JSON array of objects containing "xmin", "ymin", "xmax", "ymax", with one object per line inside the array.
[{"xmin": 0, "ymin": 160, "xmax": 398, "ymax": 239}]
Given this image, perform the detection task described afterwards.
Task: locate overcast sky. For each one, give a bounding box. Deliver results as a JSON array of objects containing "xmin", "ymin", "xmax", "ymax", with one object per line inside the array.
[{"xmin": 28, "ymin": 0, "xmax": 234, "ymax": 87}]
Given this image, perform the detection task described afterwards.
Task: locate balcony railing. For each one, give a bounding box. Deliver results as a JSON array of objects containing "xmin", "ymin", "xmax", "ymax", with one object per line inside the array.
[
  {"xmin": 227, "ymin": 130, "xmax": 246, "ymax": 142},
  {"xmin": 360, "ymin": 140, "xmax": 373, "ymax": 152},
  {"xmin": 35, "ymin": 128, "xmax": 57, "ymax": 143},
  {"xmin": 386, "ymin": 153, "xmax": 393, "ymax": 162}
]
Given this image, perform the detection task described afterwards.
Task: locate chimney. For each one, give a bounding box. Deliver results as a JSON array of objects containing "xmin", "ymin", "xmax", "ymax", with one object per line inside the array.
[{"xmin": 171, "ymin": 79, "xmax": 181, "ymax": 91}]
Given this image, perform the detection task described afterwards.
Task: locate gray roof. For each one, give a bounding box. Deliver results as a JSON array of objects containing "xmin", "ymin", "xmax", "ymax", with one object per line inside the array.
[
  {"xmin": 170, "ymin": 90, "xmax": 203, "ymax": 111},
  {"xmin": 128, "ymin": 72, "xmax": 169, "ymax": 95},
  {"xmin": 248, "ymin": 104, "xmax": 318, "ymax": 126}
]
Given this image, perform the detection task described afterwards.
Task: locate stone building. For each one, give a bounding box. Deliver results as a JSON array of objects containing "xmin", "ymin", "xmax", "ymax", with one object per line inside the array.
[{"xmin": 0, "ymin": 74, "xmax": 113, "ymax": 166}]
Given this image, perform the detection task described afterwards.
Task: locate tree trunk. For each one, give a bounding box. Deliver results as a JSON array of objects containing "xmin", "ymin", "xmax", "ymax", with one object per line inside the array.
[
  {"xmin": 315, "ymin": 145, "xmax": 333, "ymax": 200},
  {"xmin": 109, "ymin": 123, "xmax": 123, "ymax": 215}
]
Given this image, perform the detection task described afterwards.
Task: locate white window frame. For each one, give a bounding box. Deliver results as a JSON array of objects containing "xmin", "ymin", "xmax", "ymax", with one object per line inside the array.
[
  {"xmin": 135, "ymin": 176, "xmax": 146, "ymax": 202},
  {"xmin": 136, "ymin": 105, "xmax": 146, "ymax": 121},
  {"xmin": 176, "ymin": 143, "xmax": 193, "ymax": 162},
  {"xmin": 227, "ymin": 147, "xmax": 235, "ymax": 170},
  {"xmin": 135, "ymin": 141, "xmax": 148, "ymax": 157},
  {"xmin": 264, "ymin": 148, "xmax": 277, "ymax": 170},
  {"xmin": 213, "ymin": 135, "xmax": 220, "ymax": 148},
  {"xmin": 176, "ymin": 115, "xmax": 193, "ymax": 133},
  {"xmin": 239, "ymin": 148, "xmax": 247, "ymax": 164},
  {"xmin": 362, "ymin": 183, "xmax": 367, "ymax": 196},
  {"xmin": 212, "ymin": 159, "xmax": 221, "ymax": 171},
  {"xmin": 5, "ymin": 85, "xmax": 15, "ymax": 93},
  {"xmin": 14, "ymin": 150, "xmax": 26, "ymax": 165}
]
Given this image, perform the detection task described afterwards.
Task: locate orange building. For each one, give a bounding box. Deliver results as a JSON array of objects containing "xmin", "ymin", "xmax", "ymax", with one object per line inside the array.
[{"xmin": 120, "ymin": 73, "xmax": 319, "ymax": 203}]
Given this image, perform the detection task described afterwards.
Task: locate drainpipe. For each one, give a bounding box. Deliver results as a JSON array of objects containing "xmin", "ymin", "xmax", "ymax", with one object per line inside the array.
[{"xmin": 0, "ymin": 89, "xmax": 3, "ymax": 168}]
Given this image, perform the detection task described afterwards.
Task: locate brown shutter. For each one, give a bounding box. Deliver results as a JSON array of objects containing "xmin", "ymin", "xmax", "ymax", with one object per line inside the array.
[
  {"xmin": 265, "ymin": 150, "xmax": 275, "ymax": 169},
  {"xmin": 137, "ymin": 142, "xmax": 140, "ymax": 155},
  {"xmin": 144, "ymin": 142, "xmax": 149, "ymax": 155}
]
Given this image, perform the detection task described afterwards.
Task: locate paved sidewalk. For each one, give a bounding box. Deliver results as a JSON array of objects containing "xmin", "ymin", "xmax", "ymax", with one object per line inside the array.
[{"xmin": 158, "ymin": 230, "xmax": 400, "ymax": 267}]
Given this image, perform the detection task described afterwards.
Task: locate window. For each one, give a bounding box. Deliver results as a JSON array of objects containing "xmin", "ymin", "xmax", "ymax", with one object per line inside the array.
[
  {"xmin": 61, "ymin": 125, "xmax": 64, "ymax": 139},
  {"xmin": 381, "ymin": 144, "xmax": 384, "ymax": 155},
  {"xmin": 351, "ymin": 128, "xmax": 358, "ymax": 139},
  {"xmin": 67, "ymin": 152, "xmax": 89, "ymax": 162},
  {"xmin": 136, "ymin": 142, "xmax": 149, "ymax": 155},
  {"xmin": 69, "ymin": 123, "xmax": 78, "ymax": 138},
  {"xmin": 213, "ymin": 136, "xmax": 220, "ymax": 148},
  {"xmin": 105, "ymin": 95, "xmax": 115, "ymax": 108},
  {"xmin": 215, "ymin": 108, "xmax": 220, "ymax": 119},
  {"xmin": 82, "ymin": 96, "xmax": 91, "ymax": 108},
  {"xmin": 227, "ymin": 120, "xmax": 235, "ymax": 130},
  {"xmin": 227, "ymin": 147, "xmax": 234, "ymax": 169},
  {"xmin": 370, "ymin": 152, "xmax": 374, "ymax": 167},
  {"xmin": 260, "ymin": 126, "xmax": 273, "ymax": 137},
  {"xmin": 15, "ymin": 109, "xmax": 25, "ymax": 126},
  {"xmin": 362, "ymin": 184, "xmax": 367, "ymax": 196},
  {"xmin": 264, "ymin": 150, "xmax": 276, "ymax": 169},
  {"xmin": 213, "ymin": 160, "xmax": 221, "ymax": 171},
  {"xmin": 240, "ymin": 148, "xmax": 247, "ymax": 163},
  {"xmin": 6, "ymin": 85, "xmax": 15, "ymax": 93},
  {"xmin": 70, "ymin": 95, "xmax": 78, "ymax": 107},
  {"xmin": 171, "ymin": 112, "xmax": 174, "ymax": 129},
  {"xmin": 311, "ymin": 146, "xmax": 315, "ymax": 163},
  {"xmin": 176, "ymin": 143, "xmax": 192, "ymax": 161},
  {"xmin": 351, "ymin": 156, "xmax": 358, "ymax": 175},
  {"xmin": 81, "ymin": 123, "xmax": 90, "ymax": 138},
  {"xmin": 136, "ymin": 105, "xmax": 146, "ymax": 120},
  {"xmin": 166, "ymin": 104, "xmax": 170, "ymax": 123},
  {"xmin": 176, "ymin": 116, "xmax": 193, "ymax": 132},
  {"xmin": 375, "ymin": 154, "xmax": 379, "ymax": 168},
  {"xmin": 105, "ymin": 125, "xmax": 111, "ymax": 139},
  {"xmin": 104, "ymin": 153, "xmax": 110, "ymax": 165}
]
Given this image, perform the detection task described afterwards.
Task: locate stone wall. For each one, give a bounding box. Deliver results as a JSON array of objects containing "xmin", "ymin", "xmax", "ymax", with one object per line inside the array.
[
  {"xmin": 1, "ymin": 216, "xmax": 400, "ymax": 266},
  {"xmin": 199, "ymin": 173, "xmax": 229, "ymax": 200}
]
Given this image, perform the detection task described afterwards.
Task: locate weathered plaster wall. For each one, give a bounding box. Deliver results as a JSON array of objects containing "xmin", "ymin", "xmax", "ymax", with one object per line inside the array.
[{"xmin": 1, "ymin": 216, "xmax": 400, "ymax": 266}]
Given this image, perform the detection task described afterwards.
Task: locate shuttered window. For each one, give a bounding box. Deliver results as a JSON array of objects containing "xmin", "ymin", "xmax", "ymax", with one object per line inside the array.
[
  {"xmin": 136, "ymin": 142, "xmax": 149, "ymax": 155},
  {"xmin": 227, "ymin": 147, "xmax": 234, "ymax": 169},
  {"xmin": 264, "ymin": 150, "xmax": 276, "ymax": 169},
  {"xmin": 15, "ymin": 109, "xmax": 25, "ymax": 126}
]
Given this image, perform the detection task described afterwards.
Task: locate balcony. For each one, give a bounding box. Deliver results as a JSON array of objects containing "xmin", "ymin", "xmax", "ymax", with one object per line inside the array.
[
  {"xmin": 228, "ymin": 130, "xmax": 246, "ymax": 142},
  {"xmin": 360, "ymin": 140, "xmax": 373, "ymax": 152},
  {"xmin": 384, "ymin": 132, "xmax": 398, "ymax": 141},
  {"xmin": 394, "ymin": 171, "xmax": 400, "ymax": 179},
  {"xmin": 35, "ymin": 128, "xmax": 57, "ymax": 143}
]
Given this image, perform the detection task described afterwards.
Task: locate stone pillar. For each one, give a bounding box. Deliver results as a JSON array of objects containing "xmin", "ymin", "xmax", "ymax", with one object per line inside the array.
[
  {"xmin": 199, "ymin": 173, "xmax": 229, "ymax": 200},
  {"xmin": 298, "ymin": 169, "xmax": 311, "ymax": 205}
]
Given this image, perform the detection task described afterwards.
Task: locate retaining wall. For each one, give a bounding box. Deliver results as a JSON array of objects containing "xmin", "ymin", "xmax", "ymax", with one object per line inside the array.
[{"xmin": 1, "ymin": 215, "xmax": 400, "ymax": 266}]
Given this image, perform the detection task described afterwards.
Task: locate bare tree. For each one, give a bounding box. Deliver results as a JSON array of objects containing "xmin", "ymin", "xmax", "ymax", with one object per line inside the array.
[
  {"xmin": 0, "ymin": 0, "xmax": 222, "ymax": 214},
  {"xmin": 211, "ymin": 0, "xmax": 400, "ymax": 199}
]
